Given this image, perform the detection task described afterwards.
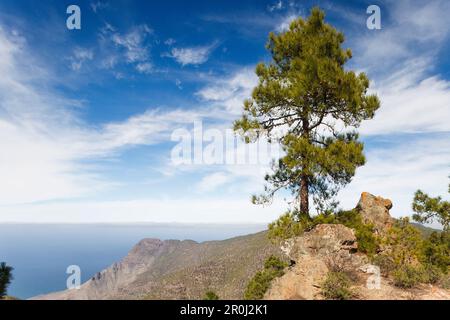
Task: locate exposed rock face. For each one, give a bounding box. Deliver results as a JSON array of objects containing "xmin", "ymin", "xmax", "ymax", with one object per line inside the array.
[
  {"xmin": 356, "ymin": 192, "xmax": 393, "ymax": 233},
  {"xmin": 265, "ymin": 224, "xmax": 367, "ymax": 300}
]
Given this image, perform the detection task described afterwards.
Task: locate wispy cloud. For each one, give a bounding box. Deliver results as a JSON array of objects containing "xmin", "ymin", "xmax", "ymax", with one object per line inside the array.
[
  {"xmin": 135, "ymin": 62, "xmax": 153, "ymax": 74},
  {"xmin": 196, "ymin": 67, "xmax": 257, "ymax": 114},
  {"xmin": 197, "ymin": 172, "xmax": 232, "ymax": 192},
  {"xmin": 167, "ymin": 42, "xmax": 218, "ymax": 66},
  {"xmin": 69, "ymin": 47, "xmax": 94, "ymax": 71},
  {"xmin": 353, "ymin": 0, "xmax": 450, "ymax": 75},
  {"xmin": 90, "ymin": 1, "xmax": 109, "ymax": 13},
  {"xmin": 338, "ymin": 134, "xmax": 450, "ymax": 221},
  {"xmin": 268, "ymin": 0, "xmax": 284, "ymax": 12},
  {"xmin": 0, "ymin": 26, "xmax": 216, "ymax": 206},
  {"xmin": 111, "ymin": 24, "xmax": 153, "ymax": 63}
]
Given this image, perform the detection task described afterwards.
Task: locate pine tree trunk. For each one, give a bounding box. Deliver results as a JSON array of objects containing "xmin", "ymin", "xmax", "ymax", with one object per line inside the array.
[
  {"xmin": 300, "ymin": 175, "xmax": 309, "ymax": 217},
  {"xmin": 299, "ymin": 117, "xmax": 310, "ymax": 217}
]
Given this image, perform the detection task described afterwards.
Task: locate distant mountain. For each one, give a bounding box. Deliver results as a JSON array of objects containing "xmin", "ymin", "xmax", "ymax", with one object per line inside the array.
[
  {"xmin": 33, "ymin": 231, "xmax": 282, "ymax": 300},
  {"xmin": 410, "ymin": 222, "xmax": 441, "ymax": 238}
]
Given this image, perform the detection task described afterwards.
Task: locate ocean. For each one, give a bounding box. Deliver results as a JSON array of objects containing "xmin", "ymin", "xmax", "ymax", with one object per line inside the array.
[{"xmin": 0, "ymin": 223, "xmax": 266, "ymax": 299}]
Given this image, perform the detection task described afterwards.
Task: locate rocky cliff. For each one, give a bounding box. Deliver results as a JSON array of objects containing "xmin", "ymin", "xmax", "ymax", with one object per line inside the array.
[{"xmin": 33, "ymin": 231, "xmax": 282, "ymax": 300}]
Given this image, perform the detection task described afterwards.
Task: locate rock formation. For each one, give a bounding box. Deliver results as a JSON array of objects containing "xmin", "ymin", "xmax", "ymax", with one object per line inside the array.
[
  {"xmin": 356, "ymin": 192, "xmax": 394, "ymax": 233},
  {"xmin": 265, "ymin": 224, "xmax": 367, "ymax": 300},
  {"xmin": 265, "ymin": 193, "xmax": 450, "ymax": 300}
]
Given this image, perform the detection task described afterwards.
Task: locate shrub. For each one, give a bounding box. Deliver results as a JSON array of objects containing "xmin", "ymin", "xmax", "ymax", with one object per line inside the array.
[
  {"xmin": 334, "ymin": 210, "xmax": 380, "ymax": 256},
  {"xmin": 421, "ymin": 231, "xmax": 450, "ymax": 274},
  {"xmin": 244, "ymin": 256, "xmax": 287, "ymax": 300},
  {"xmin": 321, "ymin": 271, "xmax": 353, "ymax": 300},
  {"xmin": 268, "ymin": 209, "xmax": 381, "ymax": 256},
  {"xmin": 392, "ymin": 265, "xmax": 425, "ymax": 288},
  {"xmin": 385, "ymin": 218, "xmax": 424, "ymax": 266},
  {"xmin": 421, "ymin": 264, "xmax": 442, "ymax": 284},
  {"xmin": 268, "ymin": 212, "xmax": 304, "ymax": 242},
  {"xmin": 439, "ymin": 274, "xmax": 450, "ymax": 289},
  {"xmin": 371, "ymin": 254, "xmax": 395, "ymax": 276},
  {"xmin": 203, "ymin": 291, "xmax": 219, "ymax": 300}
]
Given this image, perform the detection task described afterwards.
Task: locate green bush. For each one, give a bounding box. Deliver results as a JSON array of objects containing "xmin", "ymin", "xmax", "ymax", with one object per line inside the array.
[
  {"xmin": 321, "ymin": 271, "xmax": 353, "ymax": 300},
  {"xmin": 244, "ymin": 256, "xmax": 287, "ymax": 300},
  {"xmin": 421, "ymin": 232, "xmax": 450, "ymax": 274},
  {"xmin": 439, "ymin": 274, "xmax": 450, "ymax": 289},
  {"xmin": 421, "ymin": 264, "xmax": 442, "ymax": 284},
  {"xmin": 268, "ymin": 209, "xmax": 380, "ymax": 256},
  {"xmin": 392, "ymin": 265, "xmax": 425, "ymax": 288},
  {"xmin": 268, "ymin": 212, "xmax": 304, "ymax": 242},
  {"xmin": 203, "ymin": 291, "xmax": 219, "ymax": 300},
  {"xmin": 336, "ymin": 210, "xmax": 379, "ymax": 256},
  {"xmin": 371, "ymin": 254, "xmax": 395, "ymax": 276}
]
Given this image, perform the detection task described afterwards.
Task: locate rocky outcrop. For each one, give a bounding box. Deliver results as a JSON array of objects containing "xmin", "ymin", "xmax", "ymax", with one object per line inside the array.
[
  {"xmin": 265, "ymin": 194, "xmax": 450, "ymax": 300},
  {"xmin": 356, "ymin": 192, "xmax": 394, "ymax": 233},
  {"xmin": 265, "ymin": 224, "xmax": 367, "ymax": 300}
]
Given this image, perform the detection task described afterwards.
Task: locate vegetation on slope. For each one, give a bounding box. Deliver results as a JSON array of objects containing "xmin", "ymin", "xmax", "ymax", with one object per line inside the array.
[{"xmin": 244, "ymin": 256, "xmax": 288, "ymax": 300}]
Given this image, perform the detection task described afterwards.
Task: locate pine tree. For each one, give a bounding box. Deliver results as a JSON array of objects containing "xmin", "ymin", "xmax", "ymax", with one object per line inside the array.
[
  {"xmin": 0, "ymin": 262, "xmax": 14, "ymax": 298},
  {"xmin": 234, "ymin": 8, "xmax": 380, "ymax": 217},
  {"xmin": 412, "ymin": 181, "xmax": 450, "ymax": 231}
]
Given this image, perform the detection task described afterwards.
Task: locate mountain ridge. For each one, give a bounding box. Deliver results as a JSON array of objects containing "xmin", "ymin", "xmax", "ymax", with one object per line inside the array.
[{"xmin": 32, "ymin": 231, "xmax": 283, "ymax": 300}]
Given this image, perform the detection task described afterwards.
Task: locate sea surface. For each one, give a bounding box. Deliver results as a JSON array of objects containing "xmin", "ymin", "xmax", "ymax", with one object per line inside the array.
[{"xmin": 0, "ymin": 223, "xmax": 266, "ymax": 299}]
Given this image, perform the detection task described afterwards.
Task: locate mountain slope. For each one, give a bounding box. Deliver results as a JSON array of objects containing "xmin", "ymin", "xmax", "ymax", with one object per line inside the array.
[{"xmin": 33, "ymin": 231, "xmax": 282, "ymax": 300}]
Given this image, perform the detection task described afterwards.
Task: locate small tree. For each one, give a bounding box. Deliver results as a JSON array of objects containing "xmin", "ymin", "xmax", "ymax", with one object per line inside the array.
[
  {"xmin": 244, "ymin": 255, "xmax": 287, "ymax": 300},
  {"xmin": 234, "ymin": 8, "xmax": 379, "ymax": 218},
  {"xmin": 412, "ymin": 182, "xmax": 450, "ymax": 231},
  {"xmin": 0, "ymin": 262, "xmax": 14, "ymax": 298}
]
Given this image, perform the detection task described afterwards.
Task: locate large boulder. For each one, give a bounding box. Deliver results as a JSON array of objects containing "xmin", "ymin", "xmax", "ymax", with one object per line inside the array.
[{"xmin": 356, "ymin": 192, "xmax": 393, "ymax": 234}]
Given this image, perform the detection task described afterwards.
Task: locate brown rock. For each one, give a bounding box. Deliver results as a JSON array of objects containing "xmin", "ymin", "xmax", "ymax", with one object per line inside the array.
[
  {"xmin": 356, "ymin": 192, "xmax": 394, "ymax": 233},
  {"xmin": 265, "ymin": 224, "xmax": 366, "ymax": 300}
]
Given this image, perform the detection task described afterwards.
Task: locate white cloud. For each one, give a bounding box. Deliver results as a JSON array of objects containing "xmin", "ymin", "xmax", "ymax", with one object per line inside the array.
[
  {"xmin": 135, "ymin": 62, "xmax": 153, "ymax": 74},
  {"xmin": 276, "ymin": 14, "xmax": 297, "ymax": 32},
  {"xmin": 268, "ymin": 1, "xmax": 284, "ymax": 12},
  {"xmin": 90, "ymin": 1, "xmax": 109, "ymax": 13},
  {"xmin": 338, "ymin": 134, "xmax": 450, "ymax": 221},
  {"xmin": 355, "ymin": 0, "xmax": 450, "ymax": 74},
  {"xmin": 168, "ymin": 43, "xmax": 217, "ymax": 66},
  {"xmin": 197, "ymin": 172, "xmax": 232, "ymax": 192},
  {"xmin": 0, "ymin": 27, "xmax": 217, "ymax": 206},
  {"xmin": 361, "ymin": 67, "xmax": 450, "ymax": 135},
  {"xmin": 164, "ymin": 38, "xmax": 176, "ymax": 46},
  {"xmin": 196, "ymin": 67, "xmax": 257, "ymax": 114},
  {"xmin": 111, "ymin": 25, "xmax": 152, "ymax": 63},
  {"xmin": 175, "ymin": 79, "xmax": 182, "ymax": 89},
  {"xmin": 69, "ymin": 47, "xmax": 94, "ymax": 71},
  {"xmin": 0, "ymin": 196, "xmax": 287, "ymax": 224}
]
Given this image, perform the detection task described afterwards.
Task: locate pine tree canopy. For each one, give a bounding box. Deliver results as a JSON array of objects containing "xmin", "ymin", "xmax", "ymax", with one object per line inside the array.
[{"xmin": 234, "ymin": 7, "xmax": 380, "ymax": 216}]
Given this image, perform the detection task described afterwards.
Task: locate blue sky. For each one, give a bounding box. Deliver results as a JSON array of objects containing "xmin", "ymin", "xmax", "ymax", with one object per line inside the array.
[{"xmin": 0, "ymin": 0, "xmax": 449, "ymax": 224}]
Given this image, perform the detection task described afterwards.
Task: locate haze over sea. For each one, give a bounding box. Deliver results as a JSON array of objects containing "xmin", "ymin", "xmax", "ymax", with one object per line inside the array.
[{"xmin": 0, "ymin": 223, "xmax": 265, "ymax": 299}]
